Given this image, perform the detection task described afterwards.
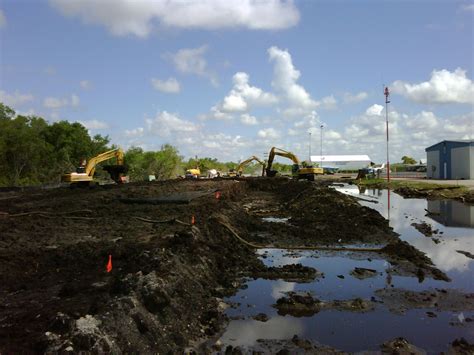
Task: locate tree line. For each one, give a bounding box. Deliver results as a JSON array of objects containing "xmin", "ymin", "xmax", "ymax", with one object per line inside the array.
[{"xmin": 0, "ymin": 103, "xmax": 268, "ymax": 186}]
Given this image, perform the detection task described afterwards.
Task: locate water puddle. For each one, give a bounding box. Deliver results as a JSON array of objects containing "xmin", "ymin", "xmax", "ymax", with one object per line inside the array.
[
  {"xmin": 218, "ymin": 185, "xmax": 474, "ymax": 352},
  {"xmin": 334, "ymin": 185, "xmax": 474, "ymax": 288}
]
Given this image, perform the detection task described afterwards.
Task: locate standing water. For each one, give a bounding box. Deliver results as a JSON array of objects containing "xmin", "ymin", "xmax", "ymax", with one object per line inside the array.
[{"xmin": 218, "ymin": 185, "xmax": 474, "ymax": 353}]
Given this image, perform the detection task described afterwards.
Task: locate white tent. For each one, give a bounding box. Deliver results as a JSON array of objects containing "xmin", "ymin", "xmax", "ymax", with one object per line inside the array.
[{"xmin": 310, "ymin": 155, "xmax": 371, "ymax": 170}]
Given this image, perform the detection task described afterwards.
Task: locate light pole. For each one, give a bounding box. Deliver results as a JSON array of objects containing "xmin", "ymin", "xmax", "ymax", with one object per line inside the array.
[
  {"xmin": 384, "ymin": 87, "xmax": 390, "ymax": 183},
  {"xmin": 320, "ymin": 124, "xmax": 324, "ymax": 168},
  {"xmin": 308, "ymin": 131, "xmax": 312, "ymax": 162}
]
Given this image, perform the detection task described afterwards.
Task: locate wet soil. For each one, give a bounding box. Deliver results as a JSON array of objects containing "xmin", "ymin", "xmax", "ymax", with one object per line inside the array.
[
  {"xmin": 274, "ymin": 292, "xmax": 374, "ymax": 317},
  {"xmin": 274, "ymin": 287, "xmax": 474, "ymax": 318},
  {"xmin": 355, "ymin": 180, "xmax": 474, "ymax": 204},
  {"xmin": 216, "ymin": 336, "xmax": 474, "ymax": 354},
  {"xmin": 394, "ymin": 185, "xmax": 474, "ymax": 204},
  {"xmin": 350, "ymin": 267, "xmax": 378, "ymax": 279},
  {"xmin": 0, "ymin": 178, "xmax": 452, "ymax": 352},
  {"xmin": 411, "ymin": 221, "xmax": 439, "ymax": 237},
  {"xmin": 252, "ymin": 263, "xmax": 322, "ymax": 282},
  {"xmin": 220, "ymin": 335, "xmax": 347, "ymax": 354},
  {"xmin": 375, "ymin": 288, "xmax": 474, "ymax": 315}
]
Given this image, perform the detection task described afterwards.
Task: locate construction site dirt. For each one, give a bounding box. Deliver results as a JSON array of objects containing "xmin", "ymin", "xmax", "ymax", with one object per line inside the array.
[{"xmin": 0, "ymin": 178, "xmax": 471, "ymax": 353}]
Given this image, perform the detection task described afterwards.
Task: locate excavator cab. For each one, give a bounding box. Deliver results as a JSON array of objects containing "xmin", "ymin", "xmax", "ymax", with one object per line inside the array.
[{"xmin": 76, "ymin": 166, "xmax": 86, "ymax": 173}]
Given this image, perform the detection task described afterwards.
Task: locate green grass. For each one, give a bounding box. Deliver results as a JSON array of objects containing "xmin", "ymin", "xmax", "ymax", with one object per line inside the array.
[
  {"xmin": 356, "ymin": 179, "xmax": 471, "ymax": 201},
  {"xmin": 357, "ymin": 178, "xmax": 465, "ymax": 191}
]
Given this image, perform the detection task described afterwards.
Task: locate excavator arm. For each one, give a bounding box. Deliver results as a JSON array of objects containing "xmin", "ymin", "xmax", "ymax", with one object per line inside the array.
[
  {"xmin": 85, "ymin": 148, "xmax": 124, "ymax": 178},
  {"xmin": 236, "ymin": 156, "xmax": 266, "ymax": 176},
  {"xmin": 62, "ymin": 148, "xmax": 127, "ymax": 184},
  {"xmin": 265, "ymin": 147, "xmax": 322, "ymax": 180},
  {"xmin": 266, "ymin": 147, "xmax": 300, "ymax": 177}
]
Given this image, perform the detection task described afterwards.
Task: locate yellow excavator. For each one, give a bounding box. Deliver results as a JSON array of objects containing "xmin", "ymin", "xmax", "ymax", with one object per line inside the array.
[
  {"xmin": 265, "ymin": 147, "xmax": 323, "ymax": 181},
  {"xmin": 233, "ymin": 156, "xmax": 266, "ymax": 177},
  {"xmin": 185, "ymin": 168, "xmax": 201, "ymax": 179},
  {"xmin": 61, "ymin": 148, "xmax": 128, "ymax": 185}
]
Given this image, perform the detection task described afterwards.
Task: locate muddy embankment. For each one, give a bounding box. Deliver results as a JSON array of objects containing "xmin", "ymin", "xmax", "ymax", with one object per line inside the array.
[
  {"xmin": 394, "ymin": 185, "xmax": 474, "ymax": 204},
  {"xmin": 0, "ymin": 178, "xmax": 453, "ymax": 353},
  {"xmin": 354, "ymin": 179, "xmax": 474, "ymax": 204}
]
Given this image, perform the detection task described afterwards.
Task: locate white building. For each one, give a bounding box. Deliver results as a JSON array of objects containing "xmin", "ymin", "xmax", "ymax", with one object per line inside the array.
[{"xmin": 310, "ymin": 155, "xmax": 371, "ymax": 170}]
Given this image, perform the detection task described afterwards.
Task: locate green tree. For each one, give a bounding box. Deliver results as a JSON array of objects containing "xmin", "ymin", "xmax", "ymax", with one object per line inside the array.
[
  {"xmin": 0, "ymin": 113, "xmax": 52, "ymax": 185},
  {"xmin": 124, "ymin": 144, "xmax": 182, "ymax": 181},
  {"xmin": 401, "ymin": 156, "xmax": 416, "ymax": 165},
  {"xmin": 0, "ymin": 102, "xmax": 111, "ymax": 186},
  {"xmin": 0, "ymin": 103, "xmax": 15, "ymax": 120},
  {"xmin": 42, "ymin": 121, "xmax": 110, "ymax": 181},
  {"xmin": 124, "ymin": 146, "xmax": 146, "ymax": 181}
]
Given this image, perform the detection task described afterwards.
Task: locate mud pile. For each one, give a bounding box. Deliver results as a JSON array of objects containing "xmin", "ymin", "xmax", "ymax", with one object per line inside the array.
[{"xmin": 0, "ymin": 177, "xmax": 449, "ymax": 352}]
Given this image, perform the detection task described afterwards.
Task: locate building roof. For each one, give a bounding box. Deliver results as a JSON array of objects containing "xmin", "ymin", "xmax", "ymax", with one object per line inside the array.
[
  {"xmin": 425, "ymin": 140, "xmax": 474, "ymax": 151},
  {"xmin": 310, "ymin": 155, "xmax": 371, "ymax": 162}
]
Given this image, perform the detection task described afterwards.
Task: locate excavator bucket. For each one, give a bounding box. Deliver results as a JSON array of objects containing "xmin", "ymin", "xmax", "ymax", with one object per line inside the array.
[
  {"xmin": 266, "ymin": 169, "xmax": 278, "ymax": 177},
  {"xmin": 103, "ymin": 165, "xmax": 128, "ymax": 183}
]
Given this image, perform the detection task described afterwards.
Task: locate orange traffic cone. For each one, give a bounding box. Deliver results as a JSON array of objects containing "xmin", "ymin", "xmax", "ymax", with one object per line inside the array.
[{"xmin": 106, "ymin": 254, "xmax": 112, "ymax": 273}]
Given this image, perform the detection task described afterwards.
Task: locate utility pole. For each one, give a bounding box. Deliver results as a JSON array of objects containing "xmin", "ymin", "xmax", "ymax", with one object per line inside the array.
[
  {"xmin": 320, "ymin": 124, "xmax": 324, "ymax": 168},
  {"xmin": 384, "ymin": 87, "xmax": 390, "ymax": 183}
]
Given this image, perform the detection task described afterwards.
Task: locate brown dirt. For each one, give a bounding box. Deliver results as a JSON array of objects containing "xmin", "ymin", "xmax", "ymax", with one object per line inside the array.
[
  {"xmin": 274, "ymin": 287, "xmax": 474, "ymax": 318},
  {"xmin": 274, "ymin": 292, "xmax": 374, "ymax": 317},
  {"xmin": 0, "ymin": 177, "xmax": 449, "ymax": 353},
  {"xmin": 375, "ymin": 288, "xmax": 474, "ymax": 315},
  {"xmin": 394, "ymin": 185, "xmax": 474, "ymax": 204},
  {"xmin": 411, "ymin": 221, "xmax": 438, "ymax": 237}
]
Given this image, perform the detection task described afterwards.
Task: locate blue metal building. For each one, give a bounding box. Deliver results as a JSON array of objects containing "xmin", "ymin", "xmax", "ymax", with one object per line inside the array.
[{"xmin": 425, "ymin": 140, "xmax": 474, "ymax": 180}]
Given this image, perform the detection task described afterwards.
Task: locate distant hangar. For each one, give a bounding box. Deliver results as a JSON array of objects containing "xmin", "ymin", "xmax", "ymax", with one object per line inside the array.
[
  {"xmin": 310, "ymin": 155, "xmax": 371, "ymax": 170},
  {"xmin": 426, "ymin": 140, "xmax": 474, "ymax": 180}
]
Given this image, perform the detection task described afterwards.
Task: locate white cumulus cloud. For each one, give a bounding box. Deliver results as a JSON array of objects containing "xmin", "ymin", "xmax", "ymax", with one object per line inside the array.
[
  {"xmin": 220, "ymin": 72, "xmax": 277, "ymax": 112},
  {"xmin": 405, "ymin": 111, "xmax": 439, "ymax": 130},
  {"xmin": 49, "ymin": 0, "xmax": 300, "ymax": 37},
  {"xmin": 319, "ymin": 95, "xmax": 337, "ymax": 110},
  {"xmin": 78, "ymin": 119, "xmax": 109, "ymax": 130},
  {"xmin": 125, "ymin": 127, "xmax": 145, "ymax": 138},
  {"xmin": 268, "ymin": 46, "xmax": 317, "ymax": 109},
  {"xmin": 366, "ymin": 104, "xmax": 384, "ymax": 116},
  {"xmin": 240, "ymin": 113, "xmax": 258, "ymax": 125},
  {"xmin": 71, "ymin": 94, "xmax": 80, "ymax": 107},
  {"xmin": 343, "ymin": 91, "xmax": 368, "ymax": 104},
  {"xmin": 151, "ymin": 77, "xmax": 181, "ymax": 93},
  {"xmin": 80, "ymin": 80, "xmax": 92, "ymax": 90},
  {"xmin": 43, "ymin": 97, "xmax": 68, "ymax": 109},
  {"xmin": 43, "ymin": 94, "xmax": 80, "ymax": 109},
  {"xmin": 0, "ymin": 90, "xmax": 34, "ymax": 108},
  {"xmin": 0, "ymin": 9, "xmax": 6, "ymax": 28},
  {"xmin": 165, "ymin": 45, "xmax": 218, "ymax": 86},
  {"xmin": 146, "ymin": 111, "xmax": 199, "ymax": 137},
  {"xmin": 392, "ymin": 68, "xmax": 474, "ymax": 104},
  {"xmin": 258, "ymin": 127, "xmax": 280, "ymax": 139}
]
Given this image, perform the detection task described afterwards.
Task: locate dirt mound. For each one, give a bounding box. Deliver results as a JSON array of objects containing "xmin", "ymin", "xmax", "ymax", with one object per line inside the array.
[
  {"xmin": 0, "ymin": 178, "xmax": 448, "ymax": 352},
  {"xmin": 381, "ymin": 240, "xmax": 450, "ymax": 281}
]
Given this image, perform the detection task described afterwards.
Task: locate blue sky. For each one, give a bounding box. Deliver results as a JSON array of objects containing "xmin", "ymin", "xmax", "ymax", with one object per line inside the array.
[{"xmin": 0, "ymin": 0, "xmax": 473, "ymax": 163}]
